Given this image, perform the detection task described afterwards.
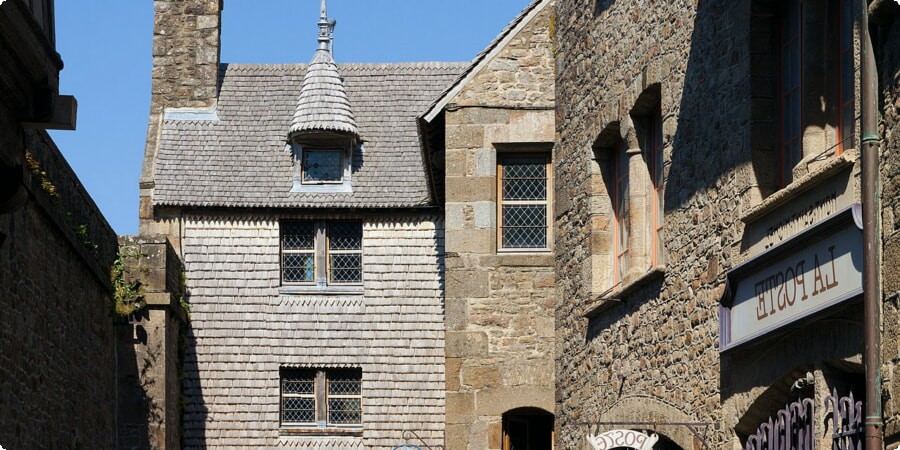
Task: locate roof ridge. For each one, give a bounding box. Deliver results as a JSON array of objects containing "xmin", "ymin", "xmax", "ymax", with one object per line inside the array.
[{"xmin": 220, "ymin": 62, "xmax": 468, "ymax": 73}]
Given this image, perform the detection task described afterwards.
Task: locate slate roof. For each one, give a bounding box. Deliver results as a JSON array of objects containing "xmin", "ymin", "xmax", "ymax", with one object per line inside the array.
[
  {"xmin": 153, "ymin": 62, "xmax": 467, "ymax": 209},
  {"xmin": 289, "ymin": 48, "xmax": 358, "ymax": 138}
]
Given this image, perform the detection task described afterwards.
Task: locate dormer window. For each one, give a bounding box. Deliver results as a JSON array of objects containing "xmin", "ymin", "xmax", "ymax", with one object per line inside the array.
[{"xmin": 302, "ymin": 149, "xmax": 344, "ymax": 183}]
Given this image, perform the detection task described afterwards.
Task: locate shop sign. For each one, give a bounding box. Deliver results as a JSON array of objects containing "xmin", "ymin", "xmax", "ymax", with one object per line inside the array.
[
  {"xmin": 720, "ymin": 205, "xmax": 863, "ymax": 351},
  {"xmin": 586, "ymin": 429, "xmax": 659, "ymax": 450}
]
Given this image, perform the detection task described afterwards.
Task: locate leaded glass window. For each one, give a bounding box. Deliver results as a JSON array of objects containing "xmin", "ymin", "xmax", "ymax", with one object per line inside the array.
[
  {"xmin": 280, "ymin": 368, "xmax": 362, "ymax": 429},
  {"xmin": 281, "ymin": 221, "xmax": 363, "ymax": 286},
  {"xmin": 499, "ymin": 154, "xmax": 551, "ymax": 250},
  {"xmin": 281, "ymin": 369, "xmax": 316, "ymax": 425},
  {"xmin": 327, "ymin": 222, "xmax": 362, "ymax": 284},
  {"xmin": 302, "ymin": 149, "xmax": 344, "ymax": 183},
  {"xmin": 282, "ymin": 222, "xmax": 316, "ymax": 283}
]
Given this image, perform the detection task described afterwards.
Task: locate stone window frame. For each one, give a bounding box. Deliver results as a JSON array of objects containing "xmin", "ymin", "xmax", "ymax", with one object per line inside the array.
[
  {"xmin": 496, "ymin": 151, "xmax": 554, "ymax": 253},
  {"xmin": 280, "ymin": 220, "xmax": 363, "ymax": 291},
  {"xmin": 280, "ymin": 367, "xmax": 363, "ymax": 433},
  {"xmin": 590, "ymin": 84, "xmax": 667, "ymax": 294},
  {"xmin": 748, "ymin": 0, "xmax": 860, "ymax": 201}
]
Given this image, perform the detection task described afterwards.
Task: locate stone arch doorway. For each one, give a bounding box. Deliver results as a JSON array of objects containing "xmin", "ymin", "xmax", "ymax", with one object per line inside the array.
[{"xmin": 502, "ymin": 407, "xmax": 554, "ymax": 450}]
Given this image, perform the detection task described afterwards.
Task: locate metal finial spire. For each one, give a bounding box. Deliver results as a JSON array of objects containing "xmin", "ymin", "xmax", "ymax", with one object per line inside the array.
[{"xmin": 317, "ymin": 0, "xmax": 336, "ymax": 52}]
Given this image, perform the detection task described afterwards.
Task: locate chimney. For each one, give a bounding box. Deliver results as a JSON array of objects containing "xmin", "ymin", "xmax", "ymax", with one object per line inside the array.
[{"xmin": 140, "ymin": 0, "xmax": 223, "ymax": 234}]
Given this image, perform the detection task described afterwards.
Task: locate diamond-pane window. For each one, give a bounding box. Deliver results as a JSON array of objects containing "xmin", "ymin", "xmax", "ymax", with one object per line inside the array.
[
  {"xmin": 327, "ymin": 222, "xmax": 362, "ymax": 284},
  {"xmin": 282, "ymin": 369, "xmax": 316, "ymax": 426},
  {"xmin": 281, "ymin": 221, "xmax": 363, "ymax": 286},
  {"xmin": 282, "ymin": 222, "xmax": 316, "ymax": 284},
  {"xmin": 499, "ymin": 154, "xmax": 551, "ymax": 251},
  {"xmin": 281, "ymin": 368, "xmax": 362, "ymax": 429},
  {"xmin": 302, "ymin": 149, "xmax": 343, "ymax": 183}
]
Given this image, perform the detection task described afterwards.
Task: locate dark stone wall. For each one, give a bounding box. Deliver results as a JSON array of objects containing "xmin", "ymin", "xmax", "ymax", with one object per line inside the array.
[
  {"xmin": 553, "ymin": 2, "xmax": 737, "ymax": 446},
  {"xmin": 553, "ymin": 1, "xmax": 881, "ymax": 448},
  {"xmin": 876, "ymin": 7, "xmax": 900, "ymax": 443},
  {"xmin": 0, "ymin": 130, "xmax": 118, "ymax": 449}
]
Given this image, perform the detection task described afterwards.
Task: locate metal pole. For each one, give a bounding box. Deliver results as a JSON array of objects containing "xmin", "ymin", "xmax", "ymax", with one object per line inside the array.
[{"xmin": 860, "ymin": 0, "xmax": 884, "ymax": 448}]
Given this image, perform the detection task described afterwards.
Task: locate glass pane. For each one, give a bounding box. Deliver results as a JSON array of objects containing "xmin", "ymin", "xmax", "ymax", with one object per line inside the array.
[
  {"xmin": 282, "ymin": 397, "xmax": 315, "ymax": 424},
  {"xmin": 502, "ymin": 205, "xmax": 547, "ymax": 249},
  {"xmin": 842, "ymin": 108, "xmax": 855, "ymax": 148},
  {"xmin": 503, "ymin": 205, "xmax": 546, "ymax": 228},
  {"xmin": 328, "ymin": 222, "xmax": 362, "ymax": 250},
  {"xmin": 283, "ymin": 222, "xmax": 315, "ymax": 250},
  {"xmin": 328, "ymin": 398, "xmax": 361, "ymax": 424},
  {"xmin": 329, "ymin": 254, "xmax": 362, "ymax": 283},
  {"xmin": 283, "ymin": 254, "xmax": 315, "ymax": 283},
  {"xmin": 504, "ymin": 178, "xmax": 547, "ymax": 201},
  {"xmin": 502, "ymin": 157, "xmax": 547, "ymax": 201},
  {"xmin": 303, "ymin": 150, "xmax": 343, "ymax": 182},
  {"xmin": 328, "ymin": 371, "xmax": 362, "ymax": 395}
]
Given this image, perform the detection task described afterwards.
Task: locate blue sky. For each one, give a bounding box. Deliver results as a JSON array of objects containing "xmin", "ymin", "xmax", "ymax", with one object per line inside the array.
[{"xmin": 50, "ymin": 0, "xmax": 532, "ymax": 235}]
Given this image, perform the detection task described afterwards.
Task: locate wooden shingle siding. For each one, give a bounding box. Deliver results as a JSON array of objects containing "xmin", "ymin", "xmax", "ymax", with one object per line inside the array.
[{"xmin": 181, "ymin": 215, "xmax": 445, "ymax": 449}]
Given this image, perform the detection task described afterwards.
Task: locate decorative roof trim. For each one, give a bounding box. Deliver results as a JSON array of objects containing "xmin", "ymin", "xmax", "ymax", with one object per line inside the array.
[
  {"xmin": 420, "ymin": 0, "xmax": 549, "ymax": 122},
  {"xmin": 163, "ymin": 107, "xmax": 219, "ymax": 122}
]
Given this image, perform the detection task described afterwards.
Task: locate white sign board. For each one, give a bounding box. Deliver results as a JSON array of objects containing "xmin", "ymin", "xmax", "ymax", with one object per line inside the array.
[
  {"xmin": 587, "ymin": 429, "xmax": 659, "ymax": 450},
  {"xmin": 721, "ymin": 208, "xmax": 862, "ymax": 350}
]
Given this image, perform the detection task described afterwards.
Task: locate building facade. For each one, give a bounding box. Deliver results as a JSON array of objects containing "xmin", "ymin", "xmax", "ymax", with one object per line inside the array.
[
  {"xmin": 421, "ymin": 1, "xmax": 558, "ymax": 449},
  {"xmin": 554, "ymin": 1, "xmax": 900, "ymax": 449},
  {"xmin": 140, "ymin": 1, "xmax": 468, "ymax": 448},
  {"xmin": 0, "ymin": 1, "xmax": 120, "ymax": 449}
]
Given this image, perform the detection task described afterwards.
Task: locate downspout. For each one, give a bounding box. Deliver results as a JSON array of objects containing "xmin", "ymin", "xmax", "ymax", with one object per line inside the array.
[{"xmin": 860, "ymin": 0, "xmax": 883, "ymax": 448}]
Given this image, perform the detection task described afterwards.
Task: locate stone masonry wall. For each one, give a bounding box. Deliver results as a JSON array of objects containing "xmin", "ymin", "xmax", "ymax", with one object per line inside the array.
[
  {"xmin": 0, "ymin": 130, "xmax": 118, "ymax": 449},
  {"xmin": 877, "ymin": 8, "xmax": 900, "ymax": 443},
  {"xmin": 180, "ymin": 215, "xmax": 445, "ymax": 449},
  {"xmin": 443, "ymin": 3, "xmax": 557, "ymax": 449},
  {"xmin": 452, "ymin": 3, "xmax": 555, "ymax": 109},
  {"xmin": 141, "ymin": 0, "xmax": 222, "ymax": 235},
  {"xmin": 555, "ymin": 1, "xmax": 878, "ymax": 449},
  {"xmin": 554, "ymin": 1, "xmax": 757, "ymax": 448}
]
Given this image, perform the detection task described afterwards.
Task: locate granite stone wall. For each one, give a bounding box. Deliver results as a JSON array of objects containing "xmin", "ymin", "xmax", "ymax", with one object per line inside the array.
[
  {"xmin": 0, "ymin": 130, "xmax": 118, "ymax": 449},
  {"xmin": 877, "ymin": 7, "xmax": 900, "ymax": 442},
  {"xmin": 554, "ymin": 1, "xmax": 875, "ymax": 448},
  {"xmin": 442, "ymin": 3, "xmax": 557, "ymax": 449}
]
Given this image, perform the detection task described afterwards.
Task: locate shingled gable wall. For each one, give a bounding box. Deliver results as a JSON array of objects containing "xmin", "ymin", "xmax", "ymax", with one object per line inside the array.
[
  {"xmin": 140, "ymin": 2, "xmax": 454, "ymax": 449},
  {"xmin": 180, "ymin": 215, "xmax": 446, "ymax": 449},
  {"xmin": 440, "ymin": 2, "xmax": 557, "ymax": 449}
]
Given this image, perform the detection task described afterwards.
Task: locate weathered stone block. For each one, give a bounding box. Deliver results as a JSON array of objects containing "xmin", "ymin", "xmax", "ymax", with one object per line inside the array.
[
  {"xmin": 447, "ymin": 125, "xmax": 486, "ymax": 149},
  {"xmin": 446, "ymin": 392, "xmax": 476, "ymax": 424},
  {"xmin": 446, "ymin": 331, "xmax": 489, "ymax": 358},
  {"xmin": 446, "ymin": 229, "xmax": 495, "ymax": 255},
  {"xmin": 475, "ymin": 386, "xmax": 554, "ymax": 416},
  {"xmin": 446, "ymin": 176, "xmax": 496, "ymax": 203},
  {"xmin": 461, "ymin": 366, "xmax": 502, "ymax": 389}
]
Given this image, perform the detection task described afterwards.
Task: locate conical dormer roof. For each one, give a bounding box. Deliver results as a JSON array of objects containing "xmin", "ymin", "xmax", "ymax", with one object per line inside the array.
[{"xmin": 289, "ymin": 0, "xmax": 358, "ymax": 139}]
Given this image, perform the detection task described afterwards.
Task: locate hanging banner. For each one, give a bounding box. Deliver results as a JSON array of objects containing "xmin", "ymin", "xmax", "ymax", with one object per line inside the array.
[{"xmin": 586, "ymin": 429, "xmax": 659, "ymax": 450}]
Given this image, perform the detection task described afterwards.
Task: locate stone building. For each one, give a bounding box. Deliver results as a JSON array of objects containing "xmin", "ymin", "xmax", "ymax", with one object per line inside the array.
[
  {"xmin": 139, "ymin": 0, "xmax": 468, "ymax": 448},
  {"xmin": 0, "ymin": 0, "xmax": 120, "ymax": 448},
  {"xmin": 420, "ymin": 1, "xmax": 558, "ymax": 449},
  {"xmin": 554, "ymin": 1, "xmax": 900, "ymax": 449}
]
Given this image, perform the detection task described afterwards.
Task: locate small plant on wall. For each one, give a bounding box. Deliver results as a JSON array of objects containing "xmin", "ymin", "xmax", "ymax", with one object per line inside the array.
[{"xmin": 110, "ymin": 245, "xmax": 145, "ymax": 316}]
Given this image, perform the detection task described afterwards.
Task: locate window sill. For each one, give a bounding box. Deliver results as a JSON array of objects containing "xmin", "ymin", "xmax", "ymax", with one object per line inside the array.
[
  {"xmin": 280, "ymin": 427, "xmax": 362, "ymax": 437},
  {"xmin": 280, "ymin": 285, "xmax": 364, "ymax": 296},
  {"xmin": 584, "ymin": 265, "xmax": 666, "ymax": 319},
  {"xmin": 492, "ymin": 252, "xmax": 555, "ymax": 267},
  {"xmin": 741, "ymin": 150, "xmax": 857, "ymax": 224}
]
